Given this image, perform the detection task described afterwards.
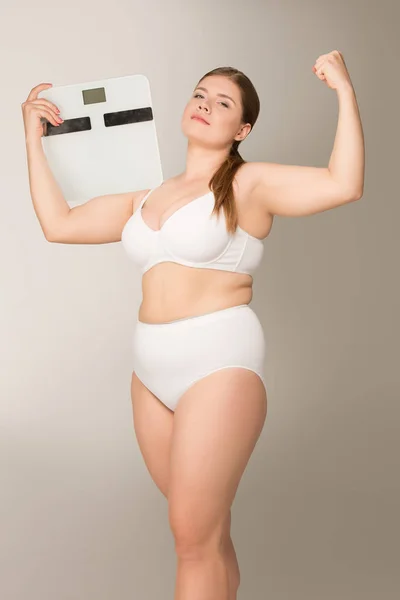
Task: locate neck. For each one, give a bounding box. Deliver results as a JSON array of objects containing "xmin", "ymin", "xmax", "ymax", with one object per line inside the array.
[{"xmin": 181, "ymin": 140, "xmax": 230, "ymax": 183}]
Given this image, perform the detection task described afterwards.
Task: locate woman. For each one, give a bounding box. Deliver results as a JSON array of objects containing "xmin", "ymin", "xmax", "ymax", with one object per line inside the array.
[{"xmin": 22, "ymin": 51, "xmax": 364, "ymax": 599}]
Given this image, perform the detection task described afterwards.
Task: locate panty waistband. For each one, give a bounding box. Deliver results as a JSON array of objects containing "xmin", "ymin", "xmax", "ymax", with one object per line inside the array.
[{"xmin": 137, "ymin": 303, "xmax": 251, "ymax": 328}]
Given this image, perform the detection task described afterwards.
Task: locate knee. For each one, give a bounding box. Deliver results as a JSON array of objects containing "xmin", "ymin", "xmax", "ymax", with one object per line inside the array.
[
  {"xmin": 168, "ymin": 504, "xmax": 225, "ymax": 560},
  {"xmin": 174, "ymin": 539, "xmax": 212, "ymax": 561}
]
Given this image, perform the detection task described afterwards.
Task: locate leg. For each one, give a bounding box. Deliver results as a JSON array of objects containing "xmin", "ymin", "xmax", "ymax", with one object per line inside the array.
[
  {"xmin": 130, "ymin": 371, "xmax": 241, "ymax": 598},
  {"xmin": 130, "ymin": 371, "xmax": 174, "ymax": 498},
  {"xmin": 168, "ymin": 368, "xmax": 267, "ymax": 600}
]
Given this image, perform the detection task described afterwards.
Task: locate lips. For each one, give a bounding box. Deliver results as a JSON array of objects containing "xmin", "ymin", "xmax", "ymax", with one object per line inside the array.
[{"xmin": 191, "ymin": 115, "xmax": 210, "ymax": 125}]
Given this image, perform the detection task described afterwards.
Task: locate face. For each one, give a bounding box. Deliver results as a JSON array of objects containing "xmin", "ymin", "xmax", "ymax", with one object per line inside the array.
[{"xmin": 181, "ymin": 75, "xmax": 251, "ymax": 150}]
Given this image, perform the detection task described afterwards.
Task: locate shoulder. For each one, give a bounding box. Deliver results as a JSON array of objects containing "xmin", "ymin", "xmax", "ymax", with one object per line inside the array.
[
  {"xmin": 132, "ymin": 188, "xmax": 152, "ymax": 212},
  {"xmin": 235, "ymin": 161, "xmax": 274, "ymax": 194}
]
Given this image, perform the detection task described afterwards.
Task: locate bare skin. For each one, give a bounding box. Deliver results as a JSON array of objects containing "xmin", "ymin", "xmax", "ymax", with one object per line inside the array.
[
  {"xmin": 25, "ymin": 76, "xmax": 272, "ymax": 599},
  {"xmin": 129, "ymin": 76, "xmax": 271, "ymax": 599},
  {"xmin": 129, "ymin": 165, "xmax": 271, "ymax": 599},
  {"xmin": 25, "ymin": 60, "xmax": 364, "ymax": 599},
  {"xmin": 135, "ymin": 166, "xmax": 273, "ymax": 324},
  {"xmin": 131, "ymin": 367, "xmax": 267, "ymax": 600}
]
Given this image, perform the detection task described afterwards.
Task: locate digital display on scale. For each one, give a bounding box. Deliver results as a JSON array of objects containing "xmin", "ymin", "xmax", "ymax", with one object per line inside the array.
[
  {"xmin": 82, "ymin": 86, "xmax": 107, "ymax": 105},
  {"xmin": 43, "ymin": 86, "xmax": 153, "ymax": 136}
]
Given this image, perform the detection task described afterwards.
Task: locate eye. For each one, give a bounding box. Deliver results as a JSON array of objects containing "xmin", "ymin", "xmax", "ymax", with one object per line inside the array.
[{"xmin": 193, "ymin": 93, "xmax": 229, "ymax": 108}]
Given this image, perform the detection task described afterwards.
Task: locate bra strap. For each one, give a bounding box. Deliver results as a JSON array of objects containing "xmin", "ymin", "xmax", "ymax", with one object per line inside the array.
[{"xmin": 139, "ymin": 188, "xmax": 155, "ymax": 208}]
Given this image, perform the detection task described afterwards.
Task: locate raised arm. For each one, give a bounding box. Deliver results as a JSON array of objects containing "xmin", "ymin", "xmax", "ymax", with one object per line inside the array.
[
  {"xmin": 248, "ymin": 51, "xmax": 365, "ymax": 218},
  {"xmin": 24, "ymin": 134, "xmax": 150, "ymax": 244},
  {"xmin": 22, "ymin": 82, "xmax": 149, "ymax": 244}
]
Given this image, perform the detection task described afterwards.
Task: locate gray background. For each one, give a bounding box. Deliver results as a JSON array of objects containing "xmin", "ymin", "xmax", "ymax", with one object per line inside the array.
[{"xmin": 1, "ymin": 0, "xmax": 399, "ymax": 598}]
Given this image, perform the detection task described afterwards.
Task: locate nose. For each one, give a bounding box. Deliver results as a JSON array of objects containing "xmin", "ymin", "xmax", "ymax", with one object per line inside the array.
[{"xmin": 198, "ymin": 100, "xmax": 210, "ymax": 113}]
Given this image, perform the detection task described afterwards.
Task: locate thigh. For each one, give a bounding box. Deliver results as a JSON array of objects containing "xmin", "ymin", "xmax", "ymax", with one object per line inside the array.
[
  {"xmin": 130, "ymin": 371, "xmax": 174, "ymax": 498},
  {"xmin": 168, "ymin": 368, "xmax": 267, "ymax": 549}
]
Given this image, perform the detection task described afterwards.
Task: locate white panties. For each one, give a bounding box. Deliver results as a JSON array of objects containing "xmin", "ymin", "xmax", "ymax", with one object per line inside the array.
[{"xmin": 132, "ymin": 303, "xmax": 267, "ymax": 412}]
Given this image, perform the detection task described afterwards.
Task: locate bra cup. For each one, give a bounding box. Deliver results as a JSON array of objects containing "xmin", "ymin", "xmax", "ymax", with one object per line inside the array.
[
  {"xmin": 161, "ymin": 202, "xmax": 231, "ymax": 263},
  {"xmin": 121, "ymin": 214, "xmax": 157, "ymax": 270},
  {"xmin": 121, "ymin": 192, "xmax": 264, "ymax": 275}
]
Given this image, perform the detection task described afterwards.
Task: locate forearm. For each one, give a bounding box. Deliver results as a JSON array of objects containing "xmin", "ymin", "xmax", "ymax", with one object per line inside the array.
[
  {"xmin": 328, "ymin": 84, "xmax": 365, "ymax": 198},
  {"xmin": 25, "ymin": 137, "xmax": 70, "ymax": 239}
]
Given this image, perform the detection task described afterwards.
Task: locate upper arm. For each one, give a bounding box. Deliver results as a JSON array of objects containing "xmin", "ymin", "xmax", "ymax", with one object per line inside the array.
[
  {"xmin": 246, "ymin": 161, "xmax": 363, "ymax": 218},
  {"xmin": 47, "ymin": 189, "xmax": 149, "ymax": 244}
]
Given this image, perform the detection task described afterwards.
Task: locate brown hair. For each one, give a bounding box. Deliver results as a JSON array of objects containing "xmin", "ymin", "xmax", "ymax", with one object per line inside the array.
[{"xmin": 194, "ymin": 67, "xmax": 261, "ymax": 234}]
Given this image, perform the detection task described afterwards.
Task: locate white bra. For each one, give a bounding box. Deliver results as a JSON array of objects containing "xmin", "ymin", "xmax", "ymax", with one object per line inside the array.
[{"xmin": 121, "ymin": 184, "xmax": 264, "ymax": 276}]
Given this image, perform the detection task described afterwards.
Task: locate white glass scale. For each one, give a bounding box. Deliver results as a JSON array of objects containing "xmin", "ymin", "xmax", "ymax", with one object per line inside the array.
[{"xmin": 38, "ymin": 74, "xmax": 163, "ymax": 205}]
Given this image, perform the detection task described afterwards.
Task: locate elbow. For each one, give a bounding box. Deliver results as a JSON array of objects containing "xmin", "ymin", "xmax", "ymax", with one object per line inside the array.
[
  {"xmin": 346, "ymin": 186, "xmax": 364, "ymax": 202},
  {"xmin": 353, "ymin": 187, "xmax": 364, "ymax": 201},
  {"xmin": 44, "ymin": 229, "xmax": 56, "ymax": 243}
]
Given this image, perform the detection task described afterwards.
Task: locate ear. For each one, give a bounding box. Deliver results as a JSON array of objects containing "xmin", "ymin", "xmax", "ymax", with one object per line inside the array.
[{"xmin": 235, "ymin": 123, "xmax": 252, "ymax": 142}]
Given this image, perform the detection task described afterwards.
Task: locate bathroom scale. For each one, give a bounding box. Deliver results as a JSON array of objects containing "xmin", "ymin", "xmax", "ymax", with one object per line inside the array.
[{"xmin": 38, "ymin": 74, "xmax": 163, "ymax": 205}]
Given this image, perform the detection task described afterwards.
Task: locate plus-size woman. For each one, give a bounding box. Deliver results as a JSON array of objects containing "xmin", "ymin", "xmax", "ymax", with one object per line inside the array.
[{"xmin": 22, "ymin": 51, "xmax": 364, "ymax": 599}]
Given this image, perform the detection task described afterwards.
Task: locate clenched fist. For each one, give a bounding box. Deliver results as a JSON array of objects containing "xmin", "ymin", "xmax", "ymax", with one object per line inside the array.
[{"xmin": 312, "ymin": 50, "xmax": 353, "ymax": 92}]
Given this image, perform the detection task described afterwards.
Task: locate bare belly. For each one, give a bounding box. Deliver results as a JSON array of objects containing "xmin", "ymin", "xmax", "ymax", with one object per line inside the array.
[{"xmin": 138, "ymin": 262, "xmax": 253, "ymax": 324}]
